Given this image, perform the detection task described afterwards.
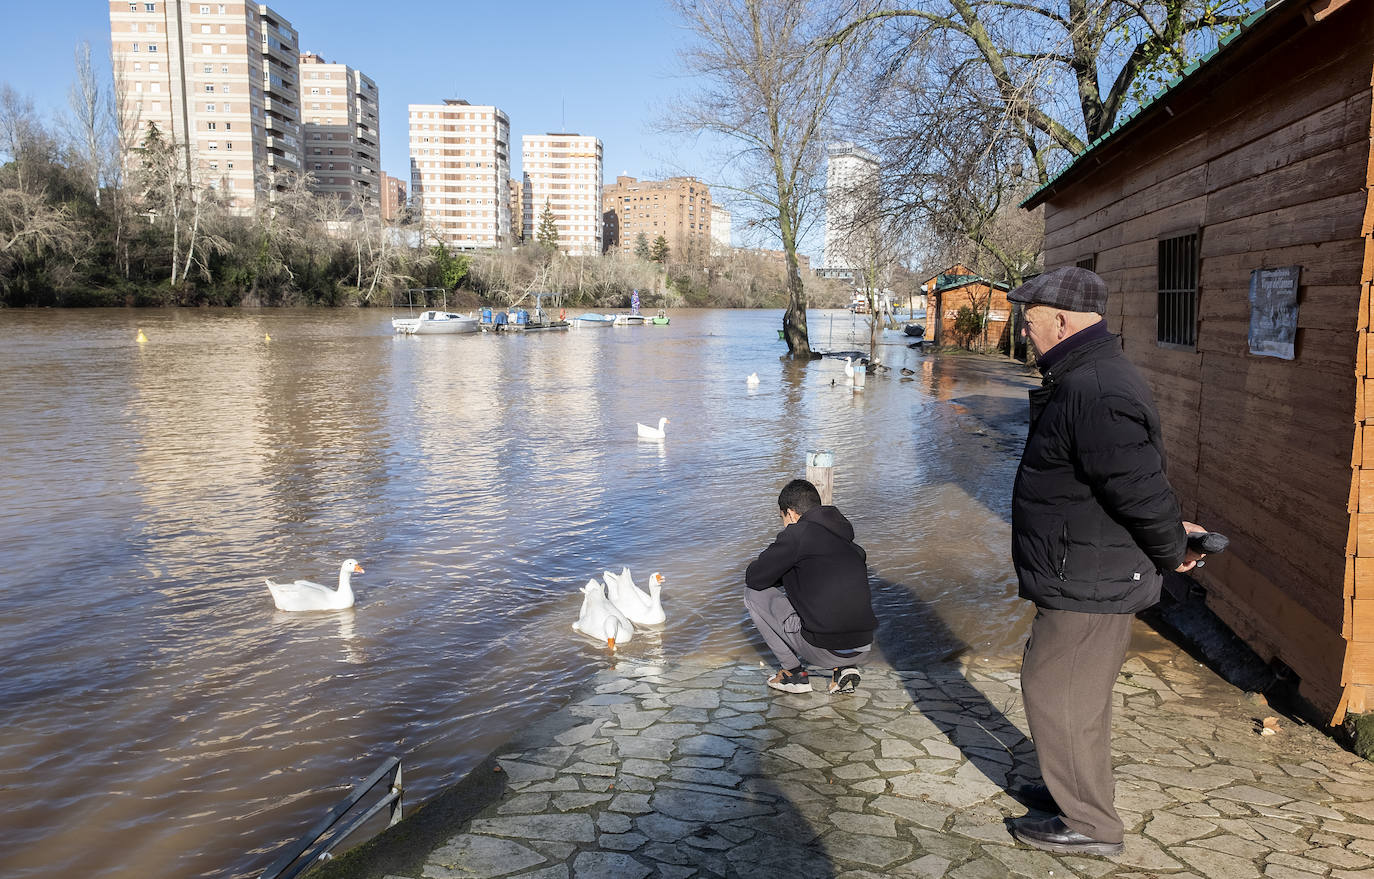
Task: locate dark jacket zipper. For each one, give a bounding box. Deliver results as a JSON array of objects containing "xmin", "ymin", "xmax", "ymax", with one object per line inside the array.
[{"xmin": 1056, "ymin": 523, "xmax": 1069, "ymax": 581}]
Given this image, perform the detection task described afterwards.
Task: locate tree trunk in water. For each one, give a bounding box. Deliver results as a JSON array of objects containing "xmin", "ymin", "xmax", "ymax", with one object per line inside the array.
[{"xmin": 782, "ymin": 251, "xmax": 811, "ymax": 357}]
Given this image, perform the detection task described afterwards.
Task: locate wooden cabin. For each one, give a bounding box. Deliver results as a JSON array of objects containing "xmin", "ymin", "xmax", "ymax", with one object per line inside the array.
[
  {"xmin": 1022, "ymin": 0, "xmax": 1374, "ymax": 721},
  {"xmin": 924, "ymin": 265, "xmax": 1014, "ymax": 352}
]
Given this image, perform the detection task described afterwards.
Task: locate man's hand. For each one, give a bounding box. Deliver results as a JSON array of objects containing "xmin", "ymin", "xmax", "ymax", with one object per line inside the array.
[{"xmin": 1176, "ymin": 521, "xmax": 1207, "ymax": 572}]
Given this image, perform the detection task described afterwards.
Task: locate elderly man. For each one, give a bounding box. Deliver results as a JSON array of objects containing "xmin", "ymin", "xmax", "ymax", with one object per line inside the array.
[{"xmin": 1007, "ymin": 267, "xmax": 1206, "ymax": 856}]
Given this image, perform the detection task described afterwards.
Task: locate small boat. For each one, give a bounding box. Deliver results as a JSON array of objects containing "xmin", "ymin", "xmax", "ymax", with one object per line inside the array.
[
  {"xmin": 613, "ymin": 313, "xmax": 648, "ymax": 326},
  {"xmin": 651, "ymin": 309, "xmax": 670, "ymax": 326},
  {"xmin": 903, "ymin": 323, "xmax": 926, "ymax": 338},
  {"xmin": 574, "ymin": 313, "xmax": 615, "ymax": 328},
  {"xmin": 392, "ymin": 310, "xmax": 480, "ymax": 335}
]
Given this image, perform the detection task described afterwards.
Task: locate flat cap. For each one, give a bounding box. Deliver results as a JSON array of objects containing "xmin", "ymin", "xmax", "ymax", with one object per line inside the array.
[{"xmin": 1008, "ymin": 267, "xmax": 1108, "ymax": 314}]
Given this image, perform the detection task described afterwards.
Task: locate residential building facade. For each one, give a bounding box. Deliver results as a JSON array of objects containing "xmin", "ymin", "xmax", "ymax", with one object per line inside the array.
[
  {"xmin": 109, "ymin": 1, "xmax": 304, "ymax": 212},
  {"xmin": 408, "ymin": 100, "xmax": 511, "ymax": 249},
  {"xmin": 379, "ymin": 170, "xmax": 405, "ymax": 221},
  {"xmin": 521, "ymin": 133, "xmax": 603, "ymax": 255},
  {"xmin": 601, "ymin": 175, "xmax": 712, "ymax": 262},
  {"xmin": 298, "ymin": 52, "xmax": 379, "ymax": 210},
  {"xmin": 820, "ymin": 141, "xmax": 880, "ymax": 281}
]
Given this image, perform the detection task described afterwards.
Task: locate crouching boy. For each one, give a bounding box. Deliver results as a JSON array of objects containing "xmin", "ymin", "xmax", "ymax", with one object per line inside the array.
[{"xmin": 745, "ymin": 478, "xmax": 877, "ymax": 694}]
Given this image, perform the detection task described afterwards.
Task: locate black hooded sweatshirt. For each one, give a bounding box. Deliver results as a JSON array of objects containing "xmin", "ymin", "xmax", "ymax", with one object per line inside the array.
[{"xmin": 745, "ymin": 505, "xmax": 877, "ymax": 650}]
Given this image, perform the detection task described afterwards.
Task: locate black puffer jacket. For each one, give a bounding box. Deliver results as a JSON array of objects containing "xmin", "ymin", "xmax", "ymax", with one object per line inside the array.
[
  {"xmin": 745, "ymin": 506, "xmax": 876, "ymax": 649},
  {"xmin": 1012, "ymin": 331, "xmax": 1187, "ymax": 613}
]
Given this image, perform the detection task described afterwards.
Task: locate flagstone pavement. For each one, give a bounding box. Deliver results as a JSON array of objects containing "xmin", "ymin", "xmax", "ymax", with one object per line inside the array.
[{"xmin": 323, "ymin": 628, "xmax": 1374, "ymax": 879}]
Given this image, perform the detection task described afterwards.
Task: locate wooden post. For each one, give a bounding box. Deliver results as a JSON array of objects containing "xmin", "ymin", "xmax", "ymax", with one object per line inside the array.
[{"xmin": 806, "ymin": 451, "xmax": 834, "ymax": 505}]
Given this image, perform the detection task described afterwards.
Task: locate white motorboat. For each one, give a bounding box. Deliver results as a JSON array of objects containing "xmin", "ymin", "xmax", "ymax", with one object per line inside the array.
[
  {"xmin": 574, "ymin": 313, "xmax": 615, "ymax": 328},
  {"xmin": 392, "ymin": 310, "xmax": 480, "ymax": 335},
  {"xmin": 613, "ymin": 313, "xmax": 648, "ymax": 326}
]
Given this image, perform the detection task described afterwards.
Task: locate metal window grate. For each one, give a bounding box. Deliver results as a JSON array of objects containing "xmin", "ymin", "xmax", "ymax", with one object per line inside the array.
[
  {"xmin": 1076, "ymin": 255, "xmax": 1096, "ymax": 271},
  {"xmin": 1157, "ymin": 233, "xmax": 1198, "ymax": 348}
]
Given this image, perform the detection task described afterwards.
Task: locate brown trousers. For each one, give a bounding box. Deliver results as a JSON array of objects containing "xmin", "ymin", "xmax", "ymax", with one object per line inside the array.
[{"xmin": 1021, "ymin": 606, "xmax": 1133, "ymax": 843}]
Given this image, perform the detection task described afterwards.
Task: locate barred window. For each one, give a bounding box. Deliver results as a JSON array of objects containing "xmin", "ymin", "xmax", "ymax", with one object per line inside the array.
[
  {"xmin": 1076, "ymin": 254, "xmax": 1096, "ymax": 271},
  {"xmin": 1157, "ymin": 232, "xmax": 1199, "ymax": 348}
]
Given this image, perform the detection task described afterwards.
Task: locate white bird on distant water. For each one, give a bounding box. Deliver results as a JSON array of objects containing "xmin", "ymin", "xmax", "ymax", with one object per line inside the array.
[
  {"xmin": 637, "ymin": 417, "xmax": 669, "ymax": 440},
  {"xmin": 573, "ymin": 578, "xmax": 635, "ymax": 650},
  {"xmin": 603, "ymin": 567, "xmax": 666, "ymax": 626},
  {"xmin": 746, "ymin": 373, "xmax": 760, "ymax": 387},
  {"xmin": 266, "ymin": 559, "xmax": 363, "ymax": 611},
  {"xmin": 843, "ymin": 357, "xmax": 855, "ymax": 384}
]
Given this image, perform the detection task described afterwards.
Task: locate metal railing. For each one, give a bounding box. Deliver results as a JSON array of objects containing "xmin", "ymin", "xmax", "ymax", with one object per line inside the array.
[{"xmin": 258, "ymin": 756, "xmax": 403, "ymax": 879}]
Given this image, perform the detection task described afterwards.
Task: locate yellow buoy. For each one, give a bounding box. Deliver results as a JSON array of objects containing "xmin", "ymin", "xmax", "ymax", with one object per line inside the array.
[
  {"xmin": 136, "ymin": 329, "xmax": 148, "ymax": 344},
  {"xmin": 264, "ymin": 333, "xmax": 272, "ymax": 342}
]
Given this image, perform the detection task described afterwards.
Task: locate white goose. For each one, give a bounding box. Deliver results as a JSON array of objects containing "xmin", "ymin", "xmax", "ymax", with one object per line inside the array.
[
  {"xmin": 637, "ymin": 417, "xmax": 669, "ymax": 440},
  {"xmin": 843, "ymin": 357, "xmax": 856, "ymax": 384},
  {"xmin": 603, "ymin": 567, "xmax": 666, "ymax": 626},
  {"xmin": 266, "ymin": 559, "xmax": 363, "ymax": 611},
  {"xmin": 746, "ymin": 373, "xmax": 760, "ymax": 388},
  {"xmin": 572, "ymin": 578, "xmax": 635, "ymax": 649}
]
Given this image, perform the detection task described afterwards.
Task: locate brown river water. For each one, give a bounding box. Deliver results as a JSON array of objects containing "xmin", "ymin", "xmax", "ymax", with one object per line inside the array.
[{"xmin": 0, "ymin": 307, "xmax": 1039, "ymax": 878}]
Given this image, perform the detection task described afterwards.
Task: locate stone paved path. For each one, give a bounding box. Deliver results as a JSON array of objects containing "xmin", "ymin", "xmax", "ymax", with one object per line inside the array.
[{"xmin": 360, "ymin": 630, "xmax": 1374, "ymax": 879}]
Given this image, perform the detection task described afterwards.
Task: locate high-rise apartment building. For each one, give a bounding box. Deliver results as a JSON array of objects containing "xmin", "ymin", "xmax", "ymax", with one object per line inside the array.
[
  {"xmin": 408, "ymin": 100, "xmax": 511, "ymax": 249},
  {"xmin": 108, "ymin": 1, "xmax": 303, "ymax": 212},
  {"xmin": 710, "ymin": 204, "xmax": 732, "ymax": 254},
  {"xmin": 521, "ymin": 133, "xmax": 603, "ymax": 255},
  {"xmin": 821, "ymin": 142, "xmax": 880, "ymax": 281},
  {"xmin": 379, "ymin": 170, "xmax": 406, "ymax": 221},
  {"xmin": 601, "ymin": 176, "xmax": 711, "ymax": 261},
  {"xmin": 298, "ymin": 52, "xmax": 379, "ymax": 209}
]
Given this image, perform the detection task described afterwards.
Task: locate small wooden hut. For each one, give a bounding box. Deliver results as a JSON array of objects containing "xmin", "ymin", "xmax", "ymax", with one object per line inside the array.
[
  {"xmin": 1021, "ymin": 0, "xmax": 1374, "ymax": 720},
  {"xmin": 924, "ymin": 265, "xmax": 1014, "ymax": 351}
]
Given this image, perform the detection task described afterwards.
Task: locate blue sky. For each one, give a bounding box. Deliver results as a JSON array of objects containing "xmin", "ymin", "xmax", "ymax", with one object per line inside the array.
[{"xmin": 1, "ymin": 0, "xmax": 707, "ymax": 186}]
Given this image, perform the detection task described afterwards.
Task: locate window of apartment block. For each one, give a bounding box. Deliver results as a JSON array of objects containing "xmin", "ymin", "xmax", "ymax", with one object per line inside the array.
[
  {"xmin": 148, "ymin": 44, "xmax": 158, "ymax": 52},
  {"xmin": 1157, "ymin": 232, "xmax": 1199, "ymax": 349},
  {"xmin": 206, "ymin": 103, "xmax": 215, "ymax": 112},
  {"xmin": 131, "ymin": 43, "xmax": 140, "ymax": 52},
  {"xmin": 208, "ymin": 142, "xmax": 217, "ymax": 150},
  {"xmin": 150, "ymin": 62, "xmax": 158, "ymax": 71},
  {"xmin": 218, "ymin": 4, "xmax": 226, "ymax": 11},
  {"xmin": 202, "ymin": 25, "xmax": 211, "ymax": 33},
  {"xmin": 129, "ymin": 3, "xmax": 137, "ymax": 10},
  {"xmin": 224, "ymin": 141, "xmax": 232, "ymax": 150},
  {"xmin": 205, "ymin": 84, "xmax": 215, "ymax": 92},
  {"xmin": 207, "ymin": 121, "xmax": 216, "ymax": 129},
  {"xmin": 200, "ymin": 5, "xmax": 210, "ymax": 12}
]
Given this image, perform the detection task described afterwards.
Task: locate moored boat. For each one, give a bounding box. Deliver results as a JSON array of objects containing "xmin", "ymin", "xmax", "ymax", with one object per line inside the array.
[
  {"xmin": 650, "ymin": 309, "xmax": 670, "ymax": 326},
  {"xmin": 613, "ymin": 313, "xmax": 648, "ymax": 326},
  {"xmin": 393, "ymin": 310, "xmax": 480, "ymax": 335},
  {"xmin": 574, "ymin": 313, "xmax": 615, "ymax": 328}
]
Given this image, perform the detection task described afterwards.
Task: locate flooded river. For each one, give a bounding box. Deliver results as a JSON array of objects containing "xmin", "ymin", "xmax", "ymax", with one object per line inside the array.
[{"xmin": 0, "ymin": 307, "xmax": 1039, "ymax": 878}]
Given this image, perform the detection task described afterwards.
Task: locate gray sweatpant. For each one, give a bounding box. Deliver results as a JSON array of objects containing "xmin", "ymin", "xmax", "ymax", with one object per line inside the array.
[{"xmin": 744, "ymin": 586, "xmax": 871, "ymax": 671}]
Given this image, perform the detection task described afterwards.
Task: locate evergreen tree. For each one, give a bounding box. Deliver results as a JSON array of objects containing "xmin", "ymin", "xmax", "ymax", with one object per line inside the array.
[
  {"xmin": 650, "ymin": 234, "xmax": 670, "ymax": 263},
  {"xmin": 633, "ymin": 232, "xmax": 651, "ymax": 261},
  {"xmin": 536, "ymin": 200, "xmax": 559, "ymax": 251}
]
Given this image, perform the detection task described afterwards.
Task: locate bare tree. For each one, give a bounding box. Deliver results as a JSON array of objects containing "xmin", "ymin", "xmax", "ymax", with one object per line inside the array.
[
  {"xmin": 65, "ymin": 41, "xmax": 108, "ymax": 206},
  {"xmin": 831, "ymin": 0, "xmax": 1257, "ymax": 180},
  {"xmin": 669, "ymin": 0, "xmax": 871, "ymax": 357}
]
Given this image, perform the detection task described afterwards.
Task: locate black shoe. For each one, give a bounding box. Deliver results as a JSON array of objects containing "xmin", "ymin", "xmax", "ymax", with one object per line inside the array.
[
  {"xmin": 1012, "ymin": 815, "xmax": 1123, "ymax": 856},
  {"xmin": 767, "ymin": 667, "xmax": 811, "ymax": 694},
  {"xmin": 1012, "ymin": 783, "xmax": 1059, "ymax": 812},
  {"xmin": 828, "ymin": 666, "xmax": 860, "ymax": 694}
]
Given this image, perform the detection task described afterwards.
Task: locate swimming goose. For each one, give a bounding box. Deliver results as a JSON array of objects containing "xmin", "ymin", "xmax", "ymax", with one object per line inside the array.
[
  {"xmin": 637, "ymin": 417, "xmax": 669, "ymax": 440},
  {"xmin": 746, "ymin": 373, "xmax": 760, "ymax": 387},
  {"xmin": 266, "ymin": 559, "xmax": 363, "ymax": 611},
  {"xmin": 572, "ymin": 578, "xmax": 635, "ymax": 649},
  {"xmin": 843, "ymin": 357, "xmax": 855, "ymax": 383},
  {"xmin": 604, "ymin": 567, "xmax": 666, "ymax": 626}
]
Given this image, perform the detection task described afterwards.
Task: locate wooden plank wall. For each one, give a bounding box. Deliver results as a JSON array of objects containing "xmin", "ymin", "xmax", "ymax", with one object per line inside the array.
[
  {"xmin": 1337, "ymin": 40, "xmax": 1374, "ymax": 722},
  {"xmin": 1040, "ymin": 6, "xmax": 1374, "ymax": 716}
]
